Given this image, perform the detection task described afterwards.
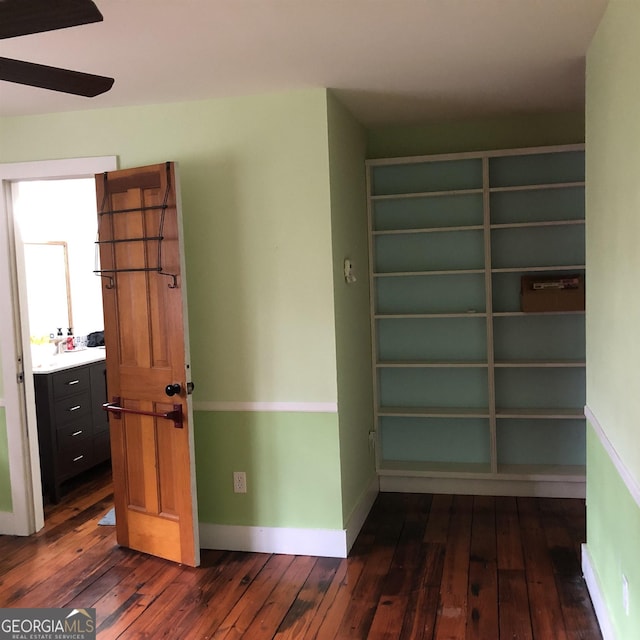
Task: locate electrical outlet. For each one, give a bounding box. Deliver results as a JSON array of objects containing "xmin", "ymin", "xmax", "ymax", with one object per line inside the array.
[
  {"xmin": 233, "ymin": 471, "xmax": 247, "ymax": 494},
  {"xmin": 623, "ymin": 574, "xmax": 630, "ymax": 616}
]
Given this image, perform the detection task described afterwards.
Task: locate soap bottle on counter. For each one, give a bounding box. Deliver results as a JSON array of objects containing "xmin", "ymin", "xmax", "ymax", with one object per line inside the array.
[
  {"xmin": 54, "ymin": 328, "xmax": 65, "ymax": 354},
  {"xmin": 66, "ymin": 327, "xmax": 75, "ymax": 351}
]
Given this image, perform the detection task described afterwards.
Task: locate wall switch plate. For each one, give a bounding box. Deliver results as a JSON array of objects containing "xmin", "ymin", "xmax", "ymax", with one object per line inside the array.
[{"xmin": 233, "ymin": 471, "xmax": 247, "ymax": 494}]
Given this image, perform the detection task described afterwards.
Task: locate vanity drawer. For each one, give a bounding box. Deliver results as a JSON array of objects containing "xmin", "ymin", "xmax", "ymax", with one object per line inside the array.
[
  {"xmin": 57, "ymin": 421, "xmax": 92, "ymax": 452},
  {"xmin": 57, "ymin": 441, "xmax": 92, "ymax": 480},
  {"xmin": 52, "ymin": 367, "xmax": 91, "ymax": 399},
  {"xmin": 53, "ymin": 393, "xmax": 92, "ymax": 427}
]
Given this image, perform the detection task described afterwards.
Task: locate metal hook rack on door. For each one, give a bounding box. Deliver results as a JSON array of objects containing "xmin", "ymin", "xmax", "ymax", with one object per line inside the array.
[{"xmin": 94, "ymin": 162, "xmax": 178, "ymax": 289}]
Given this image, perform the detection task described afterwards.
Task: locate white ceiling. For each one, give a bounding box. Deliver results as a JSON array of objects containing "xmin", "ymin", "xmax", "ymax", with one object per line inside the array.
[{"xmin": 0, "ymin": 0, "xmax": 608, "ymax": 125}]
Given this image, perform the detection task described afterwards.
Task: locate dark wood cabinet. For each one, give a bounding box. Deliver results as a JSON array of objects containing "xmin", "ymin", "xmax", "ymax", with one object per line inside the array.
[{"xmin": 34, "ymin": 358, "xmax": 110, "ymax": 503}]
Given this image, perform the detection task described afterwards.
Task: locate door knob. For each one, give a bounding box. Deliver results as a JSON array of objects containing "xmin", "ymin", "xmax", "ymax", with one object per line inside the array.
[{"xmin": 165, "ymin": 383, "xmax": 182, "ymax": 397}]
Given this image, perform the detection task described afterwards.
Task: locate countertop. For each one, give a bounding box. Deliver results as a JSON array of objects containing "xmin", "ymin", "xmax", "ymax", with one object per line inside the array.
[{"xmin": 32, "ymin": 347, "xmax": 106, "ymax": 374}]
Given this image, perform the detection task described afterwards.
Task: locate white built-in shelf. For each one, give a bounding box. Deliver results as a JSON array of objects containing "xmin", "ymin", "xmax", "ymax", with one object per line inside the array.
[
  {"xmin": 367, "ymin": 144, "xmax": 586, "ymax": 497},
  {"xmin": 497, "ymin": 464, "xmax": 586, "ymax": 481},
  {"xmin": 489, "ymin": 181, "xmax": 585, "ymax": 193},
  {"xmin": 374, "ymin": 268, "xmax": 485, "ymax": 277},
  {"xmin": 378, "ymin": 460, "xmax": 492, "ymax": 477},
  {"xmin": 496, "ymin": 407, "xmax": 585, "ymax": 419},
  {"xmin": 493, "ymin": 310, "xmax": 584, "ymax": 317},
  {"xmin": 378, "ymin": 460, "xmax": 585, "ymax": 482},
  {"xmin": 371, "ymin": 187, "xmax": 483, "ymax": 201},
  {"xmin": 491, "ymin": 219, "xmax": 585, "ymax": 230},
  {"xmin": 491, "ymin": 264, "xmax": 585, "ymax": 273},
  {"xmin": 378, "ymin": 406, "xmax": 490, "ymax": 418},
  {"xmin": 375, "ymin": 312, "xmax": 487, "ymax": 319},
  {"xmin": 494, "ymin": 360, "xmax": 585, "ymax": 368},
  {"xmin": 374, "ymin": 224, "xmax": 484, "ymax": 236},
  {"xmin": 377, "ymin": 360, "xmax": 489, "ymax": 368}
]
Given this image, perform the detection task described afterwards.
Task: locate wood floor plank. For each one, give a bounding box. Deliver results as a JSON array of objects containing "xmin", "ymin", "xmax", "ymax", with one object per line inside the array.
[
  {"xmin": 211, "ymin": 553, "xmax": 295, "ymax": 639},
  {"xmin": 368, "ymin": 594, "xmax": 410, "ymax": 640},
  {"xmin": 498, "ymin": 569, "xmax": 534, "ymax": 640},
  {"xmin": 496, "ymin": 495, "xmax": 525, "ymax": 571},
  {"xmin": 240, "ymin": 555, "xmax": 317, "ymax": 640},
  {"xmin": 466, "ymin": 496, "xmax": 498, "ymax": 640},
  {"xmin": 273, "ymin": 556, "xmax": 342, "ymax": 639},
  {"xmin": 518, "ymin": 497, "xmax": 569, "ymax": 640},
  {"xmin": 333, "ymin": 514, "xmax": 404, "ymax": 639},
  {"xmin": 307, "ymin": 553, "xmax": 366, "ymax": 640},
  {"xmin": 178, "ymin": 552, "xmax": 272, "ymax": 640},
  {"xmin": 400, "ymin": 585, "xmax": 440, "ymax": 640},
  {"xmin": 424, "ymin": 493, "xmax": 453, "ymax": 544},
  {"xmin": 433, "ymin": 495, "xmax": 473, "ymax": 640}
]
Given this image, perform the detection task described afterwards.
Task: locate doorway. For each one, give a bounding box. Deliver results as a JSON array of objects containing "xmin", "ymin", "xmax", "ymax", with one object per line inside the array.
[
  {"xmin": 13, "ymin": 177, "xmax": 108, "ymax": 512},
  {"xmin": 0, "ymin": 156, "xmax": 117, "ymax": 535}
]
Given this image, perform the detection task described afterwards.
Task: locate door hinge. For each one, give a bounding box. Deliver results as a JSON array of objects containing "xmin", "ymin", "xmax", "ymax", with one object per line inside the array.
[{"xmin": 16, "ymin": 354, "xmax": 24, "ymax": 384}]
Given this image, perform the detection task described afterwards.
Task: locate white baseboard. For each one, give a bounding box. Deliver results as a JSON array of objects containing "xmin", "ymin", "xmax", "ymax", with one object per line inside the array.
[
  {"xmin": 582, "ymin": 544, "xmax": 616, "ymax": 640},
  {"xmin": 199, "ymin": 522, "xmax": 349, "ymax": 558},
  {"xmin": 379, "ymin": 474, "xmax": 585, "ymax": 498},
  {"xmin": 199, "ymin": 476, "xmax": 378, "ymax": 558}
]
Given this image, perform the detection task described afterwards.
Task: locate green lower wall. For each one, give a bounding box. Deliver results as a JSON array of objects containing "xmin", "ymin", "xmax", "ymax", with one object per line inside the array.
[
  {"xmin": 0, "ymin": 408, "xmax": 10, "ymax": 512},
  {"xmin": 366, "ymin": 111, "xmax": 585, "ymax": 159},
  {"xmin": 194, "ymin": 411, "xmax": 342, "ymax": 529},
  {"xmin": 587, "ymin": 423, "xmax": 640, "ymax": 637}
]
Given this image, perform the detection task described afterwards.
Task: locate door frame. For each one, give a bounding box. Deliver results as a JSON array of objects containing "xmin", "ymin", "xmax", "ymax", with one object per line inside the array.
[{"xmin": 0, "ymin": 156, "xmax": 117, "ymax": 535}]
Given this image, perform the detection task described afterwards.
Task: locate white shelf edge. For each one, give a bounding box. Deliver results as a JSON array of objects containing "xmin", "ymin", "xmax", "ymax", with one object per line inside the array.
[
  {"xmin": 495, "ymin": 408, "xmax": 586, "ymax": 419},
  {"xmin": 365, "ymin": 143, "xmax": 584, "ymax": 167},
  {"xmin": 489, "ymin": 181, "xmax": 585, "ymax": 193},
  {"xmin": 374, "ymin": 268, "xmax": 484, "ymax": 277},
  {"xmin": 375, "ymin": 312, "xmax": 487, "ymax": 319},
  {"xmin": 377, "ymin": 460, "xmax": 586, "ymax": 482},
  {"xmin": 373, "ymin": 224, "xmax": 484, "ymax": 235},
  {"xmin": 370, "ymin": 187, "xmax": 483, "ymax": 200},
  {"xmin": 491, "ymin": 264, "xmax": 585, "ymax": 273},
  {"xmin": 494, "ymin": 360, "xmax": 586, "ymax": 368},
  {"xmin": 377, "ymin": 361, "xmax": 489, "ymax": 368},
  {"xmin": 490, "ymin": 219, "xmax": 585, "ymax": 229},
  {"xmin": 378, "ymin": 406, "xmax": 490, "ymax": 418},
  {"xmin": 493, "ymin": 310, "xmax": 585, "ymax": 317}
]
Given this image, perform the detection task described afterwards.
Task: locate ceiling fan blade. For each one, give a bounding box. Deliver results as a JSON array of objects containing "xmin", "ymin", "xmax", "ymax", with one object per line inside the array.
[
  {"xmin": 0, "ymin": 0, "xmax": 103, "ymax": 40},
  {"xmin": 0, "ymin": 57, "xmax": 114, "ymax": 97}
]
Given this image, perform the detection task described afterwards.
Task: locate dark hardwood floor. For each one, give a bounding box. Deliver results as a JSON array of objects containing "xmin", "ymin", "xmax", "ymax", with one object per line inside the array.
[{"xmin": 0, "ymin": 467, "xmax": 601, "ymax": 639}]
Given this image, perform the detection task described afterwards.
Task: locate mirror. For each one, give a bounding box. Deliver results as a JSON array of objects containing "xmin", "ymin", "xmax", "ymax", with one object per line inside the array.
[{"xmin": 23, "ymin": 242, "xmax": 73, "ymax": 339}]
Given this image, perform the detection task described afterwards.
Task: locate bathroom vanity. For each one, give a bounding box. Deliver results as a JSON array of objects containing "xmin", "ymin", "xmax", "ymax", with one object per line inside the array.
[{"xmin": 33, "ymin": 349, "xmax": 109, "ymax": 503}]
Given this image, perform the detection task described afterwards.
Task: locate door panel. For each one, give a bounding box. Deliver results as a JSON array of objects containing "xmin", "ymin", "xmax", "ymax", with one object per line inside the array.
[{"xmin": 95, "ymin": 162, "xmax": 199, "ymax": 567}]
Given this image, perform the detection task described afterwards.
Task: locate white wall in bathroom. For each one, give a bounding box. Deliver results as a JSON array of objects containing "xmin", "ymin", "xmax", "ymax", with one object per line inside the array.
[{"xmin": 12, "ymin": 178, "xmax": 104, "ymax": 338}]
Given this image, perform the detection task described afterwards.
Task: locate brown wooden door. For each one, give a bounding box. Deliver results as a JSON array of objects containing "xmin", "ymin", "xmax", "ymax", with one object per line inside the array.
[{"xmin": 95, "ymin": 162, "xmax": 199, "ymax": 567}]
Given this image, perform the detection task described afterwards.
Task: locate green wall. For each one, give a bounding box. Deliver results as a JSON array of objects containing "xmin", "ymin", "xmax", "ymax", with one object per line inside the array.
[
  {"xmin": 195, "ymin": 411, "xmax": 342, "ymax": 528},
  {"xmin": 326, "ymin": 93, "xmax": 376, "ymax": 524},
  {"xmin": 587, "ymin": 423, "xmax": 640, "ymax": 637},
  {"xmin": 0, "ymin": 89, "xmax": 345, "ymax": 530},
  {"xmin": 586, "ymin": 1, "xmax": 640, "ymax": 637},
  {"xmin": 367, "ymin": 111, "xmax": 585, "ymax": 159}
]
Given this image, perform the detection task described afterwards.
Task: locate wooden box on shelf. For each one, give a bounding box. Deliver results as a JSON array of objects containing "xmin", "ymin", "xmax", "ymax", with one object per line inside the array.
[{"xmin": 520, "ymin": 274, "xmax": 585, "ymax": 313}]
